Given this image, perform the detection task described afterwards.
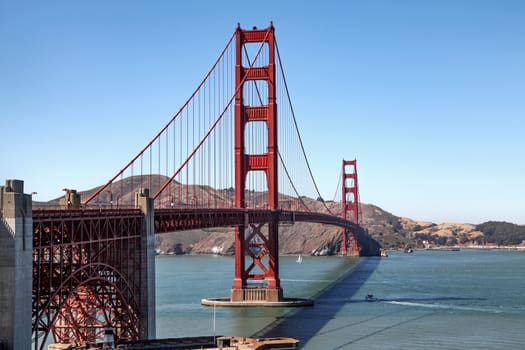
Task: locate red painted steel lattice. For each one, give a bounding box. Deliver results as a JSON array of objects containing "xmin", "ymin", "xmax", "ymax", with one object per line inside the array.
[
  {"xmin": 31, "ymin": 205, "xmax": 362, "ymax": 349},
  {"xmin": 32, "ymin": 209, "xmax": 144, "ymax": 350},
  {"xmin": 341, "ymin": 159, "xmax": 360, "ymax": 256},
  {"xmin": 232, "ymin": 23, "xmax": 281, "ymax": 299}
]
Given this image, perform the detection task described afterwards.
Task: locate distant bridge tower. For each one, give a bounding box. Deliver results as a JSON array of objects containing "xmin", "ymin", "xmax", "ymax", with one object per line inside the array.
[
  {"xmin": 341, "ymin": 159, "xmax": 360, "ymax": 256},
  {"xmin": 231, "ymin": 23, "xmax": 282, "ymax": 302}
]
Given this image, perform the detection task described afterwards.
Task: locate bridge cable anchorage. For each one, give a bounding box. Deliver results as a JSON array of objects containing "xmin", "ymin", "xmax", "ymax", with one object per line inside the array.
[{"xmin": 275, "ymin": 39, "xmax": 334, "ymax": 215}]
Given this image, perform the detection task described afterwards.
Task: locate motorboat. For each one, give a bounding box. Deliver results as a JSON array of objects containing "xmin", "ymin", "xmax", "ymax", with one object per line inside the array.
[{"xmin": 365, "ymin": 294, "xmax": 378, "ymax": 302}]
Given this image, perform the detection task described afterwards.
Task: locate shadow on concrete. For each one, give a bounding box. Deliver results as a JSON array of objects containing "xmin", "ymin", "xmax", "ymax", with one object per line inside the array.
[{"xmin": 252, "ymin": 257, "xmax": 381, "ymax": 345}]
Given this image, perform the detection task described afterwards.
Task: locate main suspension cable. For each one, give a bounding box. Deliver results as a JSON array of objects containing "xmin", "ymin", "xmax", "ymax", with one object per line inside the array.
[
  {"xmin": 83, "ymin": 30, "xmax": 237, "ymax": 206},
  {"xmin": 153, "ymin": 29, "xmax": 271, "ymax": 199},
  {"xmin": 275, "ymin": 38, "xmax": 334, "ymax": 215},
  {"xmin": 242, "ymin": 44, "xmax": 311, "ymax": 212},
  {"xmin": 332, "ymin": 166, "xmax": 342, "ymax": 202}
]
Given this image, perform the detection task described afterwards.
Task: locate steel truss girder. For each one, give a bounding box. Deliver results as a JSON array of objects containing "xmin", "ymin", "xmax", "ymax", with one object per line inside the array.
[
  {"xmin": 31, "ymin": 207, "xmax": 360, "ymax": 348},
  {"xmin": 153, "ymin": 208, "xmax": 360, "ymax": 233},
  {"xmin": 32, "ymin": 209, "xmax": 144, "ymax": 350},
  {"xmin": 245, "ymin": 223, "xmax": 270, "ymax": 280}
]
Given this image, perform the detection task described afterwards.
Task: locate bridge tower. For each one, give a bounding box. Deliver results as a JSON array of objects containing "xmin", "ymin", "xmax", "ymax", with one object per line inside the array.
[
  {"xmin": 341, "ymin": 159, "xmax": 360, "ymax": 256},
  {"xmin": 231, "ymin": 23, "xmax": 282, "ymax": 302}
]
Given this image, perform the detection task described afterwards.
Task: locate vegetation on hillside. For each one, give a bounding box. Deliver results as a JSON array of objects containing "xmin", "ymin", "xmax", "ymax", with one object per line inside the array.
[
  {"xmin": 476, "ymin": 221, "xmax": 525, "ymax": 246},
  {"xmin": 40, "ymin": 175, "xmax": 524, "ymax": 253}
]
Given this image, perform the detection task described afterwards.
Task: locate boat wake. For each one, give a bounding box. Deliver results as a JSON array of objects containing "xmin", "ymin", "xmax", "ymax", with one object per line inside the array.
[{"xmin": 384, "ymin": 300, "xmax": 503, "ymax": 314}]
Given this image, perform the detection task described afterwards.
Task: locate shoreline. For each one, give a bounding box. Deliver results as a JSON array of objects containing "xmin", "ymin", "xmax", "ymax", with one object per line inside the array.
[
  {"xmin": 386, "ymin": 245, "xmax": 525, "ymax": 252},
  {"xmin": 155, "ymin": 246, "xmax": 525, "ymax": 257}
]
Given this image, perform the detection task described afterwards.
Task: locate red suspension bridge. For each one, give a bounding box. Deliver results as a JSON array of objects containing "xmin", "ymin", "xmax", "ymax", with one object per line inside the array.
[{"xmin": 0, "ymin": 23, "xmax": 379, "ymax": 350}]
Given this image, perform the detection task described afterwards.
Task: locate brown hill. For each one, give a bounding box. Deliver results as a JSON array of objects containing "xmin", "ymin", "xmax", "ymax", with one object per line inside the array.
[
  {"xmin": 39, "ymin": 175, "xmax": 381, "ymax": 255},
  {"xmin": 39, "ymin": 175, "xmax": 503, "ymax": 255}
]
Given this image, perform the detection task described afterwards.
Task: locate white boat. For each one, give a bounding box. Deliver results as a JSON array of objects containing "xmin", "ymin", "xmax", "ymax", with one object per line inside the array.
[
  {"xmin": 211, "ymin": 246, "xmax": 223, "ymax": 256},
  {"xmin": 296, "ymin": 254, "xmax": 302, "ymax": 263}
]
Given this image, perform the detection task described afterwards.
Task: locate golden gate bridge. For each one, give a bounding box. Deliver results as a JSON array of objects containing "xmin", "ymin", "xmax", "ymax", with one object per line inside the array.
[{"xmin": 0, "ymin": 23, "xmax": 379, "ymax": 350}]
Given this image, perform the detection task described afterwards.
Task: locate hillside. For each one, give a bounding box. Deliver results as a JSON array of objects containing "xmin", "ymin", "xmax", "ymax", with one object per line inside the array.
[
  {"xmin": 360, "ymin": 207, "xmax": 525, "ymax": 249},
  {"xmin": 152, "ymin": 202, "xmax": 525, "ymax": 254},
  {"xmin": 476, "ymin": 221, "xmax": 525, "ymax": 246},
  {"xmin": 36, "ymin": 175, "xmax": 525, "ymax": 254}
]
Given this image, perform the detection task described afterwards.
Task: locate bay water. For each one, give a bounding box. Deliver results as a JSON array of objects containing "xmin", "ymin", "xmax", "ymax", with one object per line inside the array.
[{"xmin": 156, "ymin": 249, "xmax": 525, "ymax": 349}]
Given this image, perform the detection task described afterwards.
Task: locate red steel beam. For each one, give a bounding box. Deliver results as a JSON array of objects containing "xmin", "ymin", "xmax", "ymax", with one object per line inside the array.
[
  {"xmin": 32, "ymin": 209, "xmax": 143, "ymax": 350},
  {"xmin": 341, "ymin": 159, "xmax": 360, "ymax": 256},
  {"xmin": 233, "ymin": 23, "xmax": 280, "ymax": 299},
  {"xmin": 32, "ymin": 205, "xmax": 360, "ymax": 348},
  {"xmin": 154, "ymin": 208, "xmax": 360, "ymax": 234}
]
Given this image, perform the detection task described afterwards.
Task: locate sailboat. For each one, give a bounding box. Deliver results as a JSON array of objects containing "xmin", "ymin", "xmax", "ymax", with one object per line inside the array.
[{"xmin": 296, "ymin": 254, "xmax": 302, "ymax": 263}]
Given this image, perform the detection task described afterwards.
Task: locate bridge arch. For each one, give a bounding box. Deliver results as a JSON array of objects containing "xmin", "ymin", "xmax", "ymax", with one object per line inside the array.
[
  {"xmin": 34, "ymin": 262, "xmax": 141, "ymax": 347},
  {"xmin": 32, "ymin": 208, "xmax": 148, "ymax": 350}
]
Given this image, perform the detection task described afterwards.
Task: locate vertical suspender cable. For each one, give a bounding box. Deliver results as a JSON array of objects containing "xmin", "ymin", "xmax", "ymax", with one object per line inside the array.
[
  {"xmin": 82, "ymin": 31, "xmax": 235, "ymax": 206},
  {"xmin": 186, "ymin": 103, "xmax": 189, "ymax": 205},
  {"xmin": 199, "ymin": 87, "xmax": 202, "ymax": 206},
  {"xmin": 149, "ymin": 146, "xmax": 152, "ymax": 194},
  {"xmin": 158, "ymin": 137, "xmax": 161, "ymax": 205},
  {"xmin": 275, "ymin": 39, "xmax": 333, "ymax": 214},
  {"xmin": 166, "ymin": 123, "xmax": 169, "ymax": 207}
]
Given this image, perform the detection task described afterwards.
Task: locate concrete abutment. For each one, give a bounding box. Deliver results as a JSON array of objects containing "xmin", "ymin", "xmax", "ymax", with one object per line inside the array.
[
  {"xmin": 135, "ymin": 189, "xmax": 156, "ymax": 340},
  {"xmin": 0, "ymin": 180, "xmax": 33, "ymax": 350}
]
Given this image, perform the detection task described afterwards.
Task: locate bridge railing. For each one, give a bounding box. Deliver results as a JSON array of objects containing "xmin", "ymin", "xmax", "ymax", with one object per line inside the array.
[{"xmin": 33, "ymin": 208, "xmax": 142, "ymax": 218}]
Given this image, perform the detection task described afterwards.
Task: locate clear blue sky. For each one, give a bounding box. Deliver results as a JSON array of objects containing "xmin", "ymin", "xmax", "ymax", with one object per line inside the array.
[{"xmin": 1, "ymin": 0, "xmax": 524, "ymax": 224}]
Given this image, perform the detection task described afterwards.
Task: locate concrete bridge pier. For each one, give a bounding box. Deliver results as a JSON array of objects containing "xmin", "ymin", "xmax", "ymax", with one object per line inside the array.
[
  {"xmin": 135, "ymin": 188, "xmax": 156, "ymax": 339},
  {"xmin": 0, "ymin": 180, "xmax": 33, "ymax": 350}
]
